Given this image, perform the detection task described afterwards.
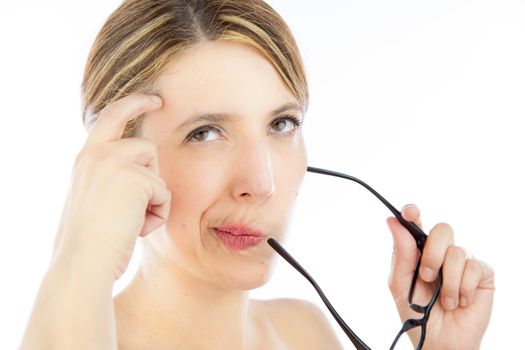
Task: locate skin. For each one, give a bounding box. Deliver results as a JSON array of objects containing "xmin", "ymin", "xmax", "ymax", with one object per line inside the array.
[
  {"xmin": 388, "ymin": 205, "xmax": 495, "ymax": 349},
  {"xmin": 113, "ymin": 40, "xmax": 494, "ymax": 349},
  {"xmin": 20, "ymin": 40, "xmax": 494, "ymax": 350},
  {"xmin": 113, "ymin": 40, "xmax": 340, "ymax": 349}
]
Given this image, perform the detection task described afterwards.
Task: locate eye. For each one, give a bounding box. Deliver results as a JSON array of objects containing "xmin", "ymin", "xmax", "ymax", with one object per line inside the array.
[
  {"xmin": 184, "ymin": 115, "xmax": 303, "ymax": 143},
  {"xmin": 186, "ymin": 125, "xmax": 222, "ymax": 143},
  {"xmin": 270, "ymin": 115, "xmax": 303, "ymax": 135}
]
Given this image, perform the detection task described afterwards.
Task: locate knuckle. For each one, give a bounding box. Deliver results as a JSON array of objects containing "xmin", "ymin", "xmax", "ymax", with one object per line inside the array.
[
  {"xmin": 387, "ymin": 273, "xmax": 400, "ymax": 293},
  {"xmin": 442, "ymin": 288, "xmax": 455, "ymax": 299},
  {"xmin": 465, "ymin": 258, "xmax": 482, "ymax": 275},
  {"xmin": 134, "ymin": 138, "xmax": 158, "ymax": 157},
  {"xmin": 144, "ymin": 139, "xmax": 158, "ymax": 155},
  {"xmin": 159, "ymin": 178, "xmax": 171, "ymax": 193},
  {"xmin": 422, "ymin": 251, "xmax": 440, "ymax": 268},
  {"xmin": 133, "ymin": 183, "xmax": 152, "ymax": 203},
  {"xmin": 459, "ymin": 284, "xmax": 472, "ymax": 296},
  {"xmin": 387, "ymin": 277, "xmax": 395, "ymax": 291},
  {"xmin": 163, "ymin": 189, "xmax": 172, "ymax": 203},
  {"xmin": 162, "ymin": 192, "xmax": 172, "ymax": 209},
  {"xmin": 434, "ymin": 222, "xmax": 453, "ymax": 235},
  {"xmin": 442, "ymin": 279, "xmax": 458, "ymax": 295},
  {"xmin": 484, "ymin": 262, "xmax": 495, "ymax": 277},
  {"xmin": 447, "ymin": 245, "xmax": 466, "ymax": 260}
]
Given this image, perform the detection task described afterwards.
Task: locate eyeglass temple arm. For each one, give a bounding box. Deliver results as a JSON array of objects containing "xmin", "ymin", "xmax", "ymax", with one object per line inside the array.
[
  {"xmin": 307, "ymin": 165, "xmax": 444, "ymax": 343},
  {"xmin": 306, "ymin": 166, "xmax": 427, "ymax": 250},
  {"xmin": 267, "ymin": 238, "xmax": 371, "ymax": 350}
]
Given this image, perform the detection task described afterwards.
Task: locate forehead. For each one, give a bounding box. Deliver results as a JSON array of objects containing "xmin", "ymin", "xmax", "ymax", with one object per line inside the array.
[{"xmin": 153, "ymin": 40, "xmax": 298, "ymax": 114}]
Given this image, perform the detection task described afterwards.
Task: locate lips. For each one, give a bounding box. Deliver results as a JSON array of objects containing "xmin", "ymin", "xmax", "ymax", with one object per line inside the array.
[{"xmin": 214, "ymin": 223, "xmax": 267, "ymax": 251}]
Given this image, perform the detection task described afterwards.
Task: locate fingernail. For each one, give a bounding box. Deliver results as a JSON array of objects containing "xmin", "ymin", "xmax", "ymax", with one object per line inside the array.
[
  {"xmin": 460, "ymin": 296, "xmax": 468, "ymax": 307},
  {"xmin": 420, "ymin": 266, "xmax": 435, "ymax": 282},
  {"xmin": 403, "ymin": 204, "xmax": 416, "ymax": 211},
  {"xmin": 150, "ymin": 95, "xmax": 162, "ymax": 105},
  {"xmin": 444, "ymin": 297, "xmax": 457, "ymax": 310}
]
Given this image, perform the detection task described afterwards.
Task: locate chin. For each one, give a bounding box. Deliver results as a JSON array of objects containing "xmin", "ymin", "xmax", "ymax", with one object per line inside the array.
[
  {"xmin": 208, "ymin": 254, "xmax": 277, "ymax": 291},
  {"xmin": 224, "ymin": 272, "xmax": 273, "ymax": 291}
]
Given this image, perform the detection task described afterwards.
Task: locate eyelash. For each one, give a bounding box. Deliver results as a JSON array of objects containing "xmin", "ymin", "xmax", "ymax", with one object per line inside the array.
[{"xmin": 185, "ymin": 115, "xmax": 303, "ymax": 143}]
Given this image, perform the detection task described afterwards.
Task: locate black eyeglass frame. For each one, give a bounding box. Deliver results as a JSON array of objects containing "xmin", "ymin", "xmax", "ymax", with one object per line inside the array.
[{"xmin": 267, "ymin": 166, "xmax": 443, "ymax": 350}]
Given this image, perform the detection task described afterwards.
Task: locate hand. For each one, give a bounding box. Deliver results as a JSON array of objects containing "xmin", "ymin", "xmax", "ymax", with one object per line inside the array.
[
  {"xmin": 386, "ymin": 204, "xmax": 495, "ymax": 350},
  {"xmin": 52, "ymin": 93, "xmax": 172, "ymax": 283}
]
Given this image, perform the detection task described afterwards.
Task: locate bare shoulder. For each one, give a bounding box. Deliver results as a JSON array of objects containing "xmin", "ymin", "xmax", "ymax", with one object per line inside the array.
[{"xmin": 252, "ymin": 298, "xmax": 344, "ymax": 350}]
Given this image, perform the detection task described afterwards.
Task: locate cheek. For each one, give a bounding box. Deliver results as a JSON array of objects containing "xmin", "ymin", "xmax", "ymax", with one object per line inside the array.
[
  {"xmin": 159, "ymin": 150, "xmax": 226, "ymax": 218},
  {"xmin": 276, "ymin": 138, "xmax": 307, "ymax": 190},
  {"xmin": 158, "ymin": 138, "xmax": 307, "ymax": 216}
]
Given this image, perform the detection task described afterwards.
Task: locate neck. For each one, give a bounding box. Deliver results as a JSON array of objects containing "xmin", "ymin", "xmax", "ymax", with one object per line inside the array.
[{"xmin": 114, "ymin": 245, "xmax": 255, "ymax": 350}]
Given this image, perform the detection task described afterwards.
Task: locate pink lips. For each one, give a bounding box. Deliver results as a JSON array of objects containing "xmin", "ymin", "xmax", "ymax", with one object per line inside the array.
[{"xmin": 214, "ymin": 223, "xmax": 267, "ymax": 251}]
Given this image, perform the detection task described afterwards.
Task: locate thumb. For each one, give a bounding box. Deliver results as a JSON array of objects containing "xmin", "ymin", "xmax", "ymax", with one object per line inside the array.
[{"xmin": 386, "ymin": 216, "xmax": 420, "ymax": 304}]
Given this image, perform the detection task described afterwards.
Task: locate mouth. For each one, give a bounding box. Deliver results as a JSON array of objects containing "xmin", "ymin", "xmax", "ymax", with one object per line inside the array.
[{"xmin": 213, "ymin": 223, "xmax": 268, "ymax": 251}]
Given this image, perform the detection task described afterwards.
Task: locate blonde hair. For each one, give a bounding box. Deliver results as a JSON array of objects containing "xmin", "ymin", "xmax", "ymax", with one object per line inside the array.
[{"xmin": 81, "ymin": 0, "xmax": 309, "ymax": 138}]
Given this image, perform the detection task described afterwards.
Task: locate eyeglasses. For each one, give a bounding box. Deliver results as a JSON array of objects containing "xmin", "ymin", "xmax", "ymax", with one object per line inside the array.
[{"xmin": 267, "ymin": 166, "xmax": 443, "ymax": 349}]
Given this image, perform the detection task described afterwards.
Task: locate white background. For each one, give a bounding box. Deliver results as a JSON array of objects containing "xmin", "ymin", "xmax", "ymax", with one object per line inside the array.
[{"xmin": 1, "ymin": 0, "xmax": 523, "ymax": 348}]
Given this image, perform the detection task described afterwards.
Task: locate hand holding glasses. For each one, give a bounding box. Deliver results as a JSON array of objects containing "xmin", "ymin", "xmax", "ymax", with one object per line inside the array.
[{"xmin": 267, "ymin": 166, "xmax": 443, "ymax": 349}]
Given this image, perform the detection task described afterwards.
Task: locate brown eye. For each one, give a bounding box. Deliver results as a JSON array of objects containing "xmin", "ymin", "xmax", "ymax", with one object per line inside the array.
[
  {"xmin": 273, "ymin": 119, "xmax": 288, "ymax": 132},
  {"xmin": 186, "ymin": 125, "xmax": 222, "ymax": 142}
]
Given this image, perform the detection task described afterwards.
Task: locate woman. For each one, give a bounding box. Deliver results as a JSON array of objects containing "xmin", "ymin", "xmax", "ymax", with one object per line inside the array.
[{"xmin": 20, "ymin": 0, "xmax": 494, "ymax": 349}]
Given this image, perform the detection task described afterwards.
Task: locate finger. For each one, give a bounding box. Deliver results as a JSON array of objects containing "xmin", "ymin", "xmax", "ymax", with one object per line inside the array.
[
  {"xmin": 76, "ymin": 137, "xmax": 162, "ymax": 176},
  {"xmin": 138, "ymin": 175, "xmax": 172, "ymax": 237},
  {"xmin": 117, "ymin": 161, "xmax": 171, "ymax": 237},
  {"xmin": 84, "ymin": 93, "xmax": 163, "ymax": 147},
  {"xmin": 401, "ymin": 203, "xmax": 423, "ymax": 230},
  {"xmin": 420, "ymin": 223, "xmax": 454, "ymax": 282},
  {"xmin": 125, "ymin": 161, "xmax": 167, "ymax": 191},
  {"xmin": 386, "ymin": 216, "xmax": 420, "ymax": 299},
  {"xmin": 459, "ymin": 259, "xmax": 495, "ymax": 307},
  {"xmin": 104, "ymin": 138, "xmax": 161, "ymax": 174},
  {"xmin": 441, "ymin": 246, "xmax": 467, "ymax": 310}
]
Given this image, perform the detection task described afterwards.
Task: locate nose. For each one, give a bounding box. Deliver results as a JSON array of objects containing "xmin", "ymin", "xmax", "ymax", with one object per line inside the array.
[{"xmin": 231, "ymin": 139, "xmax": 276, "ymax": 202}]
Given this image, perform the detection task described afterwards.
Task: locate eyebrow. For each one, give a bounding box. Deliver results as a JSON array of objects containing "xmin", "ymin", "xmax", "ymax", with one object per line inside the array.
[{"xmin": 173, "ymin": 102, "xmax": 305, "ymax": 133}]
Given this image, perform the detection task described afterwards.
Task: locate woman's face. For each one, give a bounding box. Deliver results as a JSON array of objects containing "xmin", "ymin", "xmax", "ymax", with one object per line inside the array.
[{"xmin": 140, "ymin": 40, "xmax": 307, "ymax": 290}]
